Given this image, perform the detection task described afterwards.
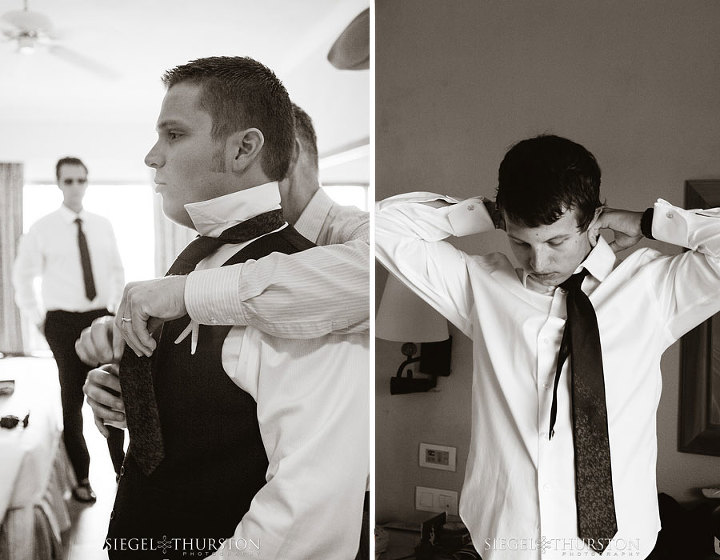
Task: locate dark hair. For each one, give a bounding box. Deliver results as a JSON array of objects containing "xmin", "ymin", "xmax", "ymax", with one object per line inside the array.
[
  {"xmin": 56, "ymin": 157, "xmax": 88, "ymax": 180},
  {"xmin": 496, "ymin": 135, "xmax": 602, "ymax": 231},
  {"xmin": 162, "ymin": 56, "xmax": 294, "ymax": 181},
  {"xmin": 292, "ymin": 103, "xmax": 318, "ymax": 169}
]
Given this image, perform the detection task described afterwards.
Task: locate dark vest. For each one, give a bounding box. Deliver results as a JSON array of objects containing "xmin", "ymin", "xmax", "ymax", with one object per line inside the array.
[{"xmin": 109, "ymin": 226, "xmax": 315, "ymax": 548}]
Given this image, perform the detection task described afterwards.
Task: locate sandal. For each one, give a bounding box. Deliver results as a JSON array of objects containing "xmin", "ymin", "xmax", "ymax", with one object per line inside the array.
[{"xmin": 72, "ymin": 480, "xmax": 97, "ymax": 503}]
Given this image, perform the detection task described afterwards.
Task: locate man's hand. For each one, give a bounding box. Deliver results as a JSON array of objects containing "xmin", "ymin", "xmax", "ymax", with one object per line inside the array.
[
  {"xmin": 116, "ymin": 276, "xmax": 188, "ymax": 357},
  {"xmin": 83, "ymin": 364, "xmax": 126, "ymax": 438},
  {"xmin": 75, "ymin": 316, "xmax": 124, "ymax": 366},
  {"xmin": 596, "ymin": 207, "xmax": 644, "ymax": 253}
]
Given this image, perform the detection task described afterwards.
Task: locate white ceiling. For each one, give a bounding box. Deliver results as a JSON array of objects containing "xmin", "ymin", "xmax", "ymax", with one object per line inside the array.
[{"xmin": 0, "ymin": 0, "xmax": 369, "ymax": 183}]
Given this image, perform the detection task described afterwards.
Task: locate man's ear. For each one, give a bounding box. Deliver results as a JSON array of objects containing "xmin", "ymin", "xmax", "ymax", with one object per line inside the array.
[
  {"xmin": 227, "ymin": 128, "xmax": 265, "ymax": 173},
  {"xmin": 586, "ymin": 206, "xmax": 604, "ymax": 247}
]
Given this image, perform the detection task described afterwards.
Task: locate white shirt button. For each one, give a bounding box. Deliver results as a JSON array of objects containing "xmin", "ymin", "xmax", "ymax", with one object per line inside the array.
[
  {"xmin": 467, "ymin": 204, "xmax": 475, "ymax": 211},
  {"xmin": 666, "ymin": 212, "xmax": 674, "ymax": 219},
  {"xmin": 543, "ymin": 483, "xmax": 551, "ymax": 492}
]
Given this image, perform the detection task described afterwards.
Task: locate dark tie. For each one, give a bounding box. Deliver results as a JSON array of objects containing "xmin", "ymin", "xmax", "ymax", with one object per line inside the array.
[
  {"xmin": 74, "ymin": 218, "xmax": 97, "ymax": 301},
  {"xmin": 119, "ymin": 209, "xmax": 285, "ymax": 476},
  {"xmin": 549, "ymin": 269, "xmax": 617, "ymax": 553}
]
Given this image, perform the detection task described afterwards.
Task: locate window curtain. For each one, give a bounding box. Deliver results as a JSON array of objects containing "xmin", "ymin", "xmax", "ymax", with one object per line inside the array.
[
  {"xmin": 152, "ymin": 193, "xmax": 195, "ymax": 276},
  {"xmin": 0, "ymin": 163, "xmax": 24, "ymax": 354}
]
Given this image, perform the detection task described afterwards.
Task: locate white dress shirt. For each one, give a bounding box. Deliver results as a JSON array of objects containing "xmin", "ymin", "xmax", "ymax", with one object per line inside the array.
[
  {"xmin": 12, "ymin": 205, "xmax": 125, "ymax": 326},
  {"xmin": 375, "ymin": 193, "xmax": 720, "ymax": 560},
  {"xmin": 185, "ymin": 188, "xmax": 369, "ymax": 338},
  {"xmin": 181, "ymin": 183, "xmax": 368, "ymax": 560}
]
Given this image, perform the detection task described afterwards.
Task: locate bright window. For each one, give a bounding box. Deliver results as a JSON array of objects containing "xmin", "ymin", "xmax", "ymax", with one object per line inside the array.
[{"xmin": 322, "ymin": 185, "xmax": 369, "ymax": 211}]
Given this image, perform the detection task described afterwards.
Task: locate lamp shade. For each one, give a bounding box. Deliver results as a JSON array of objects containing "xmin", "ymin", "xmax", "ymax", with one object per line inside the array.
[{"xmin": 376, "ymin": 274, "xmax": 449, "ymax": 342}]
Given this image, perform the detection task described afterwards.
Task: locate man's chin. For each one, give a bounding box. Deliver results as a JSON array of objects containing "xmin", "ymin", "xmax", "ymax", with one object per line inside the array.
[
  {"xmin": 162, "ymin": 203, "xmax": 194, "ymax": 229},
  {"xmin": 528, "ymin": 272, "xmax": 565, "ymax": 287}
]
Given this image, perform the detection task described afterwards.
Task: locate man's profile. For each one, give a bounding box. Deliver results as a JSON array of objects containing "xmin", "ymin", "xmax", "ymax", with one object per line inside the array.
[{"xmin": 78, "ymin": 56, "xmax": 367, "ymax": 560}]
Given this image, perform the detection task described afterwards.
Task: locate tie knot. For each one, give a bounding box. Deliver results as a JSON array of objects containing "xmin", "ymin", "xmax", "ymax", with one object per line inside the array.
[
  {"xmin": 74, "ymin": 217, "xmax": 82, "ymax": 225},
  {"xmin": 559, "ymin": 268, "xmax": 589, "ymax": 292}
]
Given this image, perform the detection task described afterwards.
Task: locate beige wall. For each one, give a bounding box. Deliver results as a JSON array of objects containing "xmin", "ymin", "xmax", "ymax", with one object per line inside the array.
[{"xmin": 375, "ymin": 0, "xmax": 720, "ymax": 523}]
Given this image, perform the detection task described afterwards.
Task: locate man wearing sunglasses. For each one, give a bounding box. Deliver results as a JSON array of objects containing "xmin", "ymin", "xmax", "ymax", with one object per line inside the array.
[{"xmin": 12, "ymin": 157, "xmax": 126, "ymax": 503}]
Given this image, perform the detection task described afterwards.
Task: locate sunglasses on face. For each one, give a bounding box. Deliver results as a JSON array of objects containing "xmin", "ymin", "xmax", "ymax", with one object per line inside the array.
[{"xmin": 0, "ymin": 412, "xmax": 29, "ymax": 430}]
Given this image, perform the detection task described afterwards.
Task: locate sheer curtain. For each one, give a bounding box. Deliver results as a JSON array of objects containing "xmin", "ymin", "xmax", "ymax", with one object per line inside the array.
[{"xmin": 0, "ymin": 163, "xmax": 24, "ymax": 354}]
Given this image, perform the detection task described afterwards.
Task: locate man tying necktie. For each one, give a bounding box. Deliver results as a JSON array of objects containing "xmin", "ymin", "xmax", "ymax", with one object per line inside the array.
[
  {"xmin": 376, "ymin": 134, "xmax": 720, "ymax": 559},
  {"xmin": 73, "ymin": 56, "xmax": 368, "ymax": 560},
  {"xmin": 12, "ymin": 156, "xmax": 126, "ymax": 503}
]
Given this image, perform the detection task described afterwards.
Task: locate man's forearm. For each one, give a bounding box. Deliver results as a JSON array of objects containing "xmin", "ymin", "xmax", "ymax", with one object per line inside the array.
[{"xmin": 185, "ymin": 240, "xmax": 369, "ymax": 338}]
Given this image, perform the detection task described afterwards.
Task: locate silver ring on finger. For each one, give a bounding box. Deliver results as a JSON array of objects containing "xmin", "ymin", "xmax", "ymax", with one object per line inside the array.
[{"xmin": 121, "ymin": 317, "xmax": 132, "ymax": 324}]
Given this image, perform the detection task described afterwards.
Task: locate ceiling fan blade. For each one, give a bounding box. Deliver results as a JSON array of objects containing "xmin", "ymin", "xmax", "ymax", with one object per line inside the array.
[
  {"xmin": 327, "ymin": 8, "xmax": 369, "ymax": 70},
  {"xmin": 47, "ymin": 44, "xmax": 120, "ymax": 80},
  {"xmin": 0, "ymin": 9, "xmax": 52, "ymax": 34}
]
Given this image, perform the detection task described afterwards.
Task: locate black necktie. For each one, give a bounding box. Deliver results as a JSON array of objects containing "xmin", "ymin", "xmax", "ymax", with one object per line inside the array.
[
  {"xmin": 549, "ymin": 269, "xmax": 617, "ymax": 553},
  {"xmin": 74, "ymin": 218, "xmax": 97, "ymax": 301},
  {"xmin": 119, "ymin": 209, "xmax": 285, "ymax": 476}
]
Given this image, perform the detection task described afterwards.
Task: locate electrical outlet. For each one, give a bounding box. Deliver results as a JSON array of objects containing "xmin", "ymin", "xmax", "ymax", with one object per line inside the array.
[
  {"xmin": 415, "ymin": 486, "xmax": 459, "ymax": 516},
  {"xmin": 419, "ymin": 443, "xmax": 456, "ymax": 471}
]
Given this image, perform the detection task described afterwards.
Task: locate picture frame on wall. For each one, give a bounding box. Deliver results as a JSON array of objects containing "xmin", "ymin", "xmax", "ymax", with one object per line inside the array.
[{"xmin": 678, "ymin": 180, "xmax": 720, "ymax": 456}]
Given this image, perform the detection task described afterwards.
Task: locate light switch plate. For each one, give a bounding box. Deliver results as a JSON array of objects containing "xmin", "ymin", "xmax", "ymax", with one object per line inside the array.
[
  {"xmin": 419, "ymin": 442, "xmax": 456, "ymax": 471},
  {"xmin": 415, "ymin": 486, "xmax": 459, "ymax": 516}
]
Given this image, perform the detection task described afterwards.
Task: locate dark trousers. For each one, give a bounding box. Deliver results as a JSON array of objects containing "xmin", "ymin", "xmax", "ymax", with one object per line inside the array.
[{"xmin": 44, "ymin": 309, "xmax": 125, "ymax": 481}]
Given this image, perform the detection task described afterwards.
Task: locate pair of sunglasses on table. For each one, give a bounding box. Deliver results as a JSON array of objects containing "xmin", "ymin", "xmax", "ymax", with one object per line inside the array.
[{"xmin": 0, "ymin": 412, "xmax": 29, "ymax": 430}]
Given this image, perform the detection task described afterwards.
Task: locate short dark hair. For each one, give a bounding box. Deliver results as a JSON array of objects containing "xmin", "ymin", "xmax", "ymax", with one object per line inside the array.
[
  {"xmin": 496, "ymin": 135, "xmax": 602, "ymax": 231},
  {"xmin": 56, "ymin": 157, "xmax": 88, "ymax": 180},
  {"xmin": 162, "ymin": 56, "xmax": 294, "ymax": 181},
  {"xmin": 292, "ymin": 103, "xmax": 318, "ymax": 169}
]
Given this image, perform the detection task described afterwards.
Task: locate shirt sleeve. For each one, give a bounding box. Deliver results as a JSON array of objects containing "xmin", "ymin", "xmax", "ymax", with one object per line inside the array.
[
  {"xmin": 375, "ymin": 192, "xmax": 495, "ymax": 338},
  {"xmin": 185, "ymin": 200, "xmax": 369, "ymax": 339},
  {"xmin": 647, "ymin": 198, "xmax": 720, "ymax": 340},
  {"xmin": 12, "ymin": 227, "xmax": 45, "ymax": 327},
  {"xmin": 213, "ymin": 332, "xmax": 369, "ymax": 559}
]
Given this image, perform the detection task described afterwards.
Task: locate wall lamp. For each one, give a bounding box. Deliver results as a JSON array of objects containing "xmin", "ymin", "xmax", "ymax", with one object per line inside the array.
[{"xmin": 376, "ymin": 274, "xmax": 452, "ymax": 395}]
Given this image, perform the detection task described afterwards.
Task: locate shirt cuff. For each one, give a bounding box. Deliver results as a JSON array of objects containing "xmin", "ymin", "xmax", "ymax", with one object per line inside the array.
[
  {"xmin": 447, "ymin": 197, "xmax": 495, "ymax": 236},
  {"xmin": 650, "ymin": 199, "xmax": 689, "ymax": 247},
  {"xmin": 185, "ymin": 266, "xmax": 248, "ymax": 326}
]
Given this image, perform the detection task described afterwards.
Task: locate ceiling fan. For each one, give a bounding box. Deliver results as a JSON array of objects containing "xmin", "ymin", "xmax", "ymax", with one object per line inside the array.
[
  {"xmin": 0, "ymin": 0, "xmax": 118, "ymax": 78},
  {"xmin": 328, "ymin": 8, "xmax": 369, "ymax": 71}
]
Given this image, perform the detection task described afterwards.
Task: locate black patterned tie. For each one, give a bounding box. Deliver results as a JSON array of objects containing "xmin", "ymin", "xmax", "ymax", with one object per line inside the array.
[
  {"xmin": 74, "ymin": 218, "xmax": 97, "ymax": 301},
  {"xmin": 549, "ymin": 269, "xmax": 617, "ymax": 554},
  {"xmin": 119, "ymin": 209, "xmax": 285, "ymax": 476}
]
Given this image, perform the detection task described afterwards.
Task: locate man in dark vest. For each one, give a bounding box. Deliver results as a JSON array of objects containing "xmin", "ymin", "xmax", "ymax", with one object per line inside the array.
[{"xmin": 80, "ymin": 56, "xmax": 368, "ymax": 559}]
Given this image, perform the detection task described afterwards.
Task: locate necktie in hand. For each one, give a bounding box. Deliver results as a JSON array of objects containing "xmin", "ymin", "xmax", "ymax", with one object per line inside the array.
[
  {"xmin": 119, "ymin": 209, "xmax": 285, "ymax": 476},
  {"xmin": 557, "ymin": 269, "xmax": 618, "ymax": 553},
  {"xmin": 74, "ymin": 218, "xmax": 97, "ymax": 301}
]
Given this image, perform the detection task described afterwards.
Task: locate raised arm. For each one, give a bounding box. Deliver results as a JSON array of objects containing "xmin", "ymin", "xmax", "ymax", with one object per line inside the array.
[
  {"xmin": 375, "ymin": 192, "xmax": 497, "ymax": 338},
  {"xmin": 119, "ymin": 191, "xmax": 368, "ymax": 356},
  {"xmin": 642, "ymin": 199, "xmax": 720, "ymax": 341}
]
